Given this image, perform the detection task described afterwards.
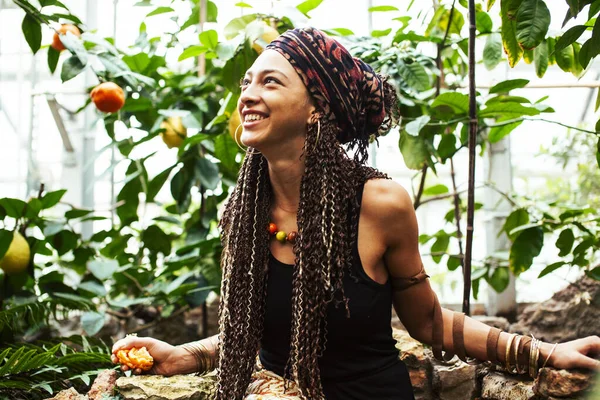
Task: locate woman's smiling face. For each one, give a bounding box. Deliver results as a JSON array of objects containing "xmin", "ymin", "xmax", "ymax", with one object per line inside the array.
[{"xmin": 238, "ymin": 49, "xmax": 315, "ymax": 152}]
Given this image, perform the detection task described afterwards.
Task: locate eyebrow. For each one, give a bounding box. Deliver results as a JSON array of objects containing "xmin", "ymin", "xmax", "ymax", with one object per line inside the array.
[{"xmin": 245, "ymin": 69, "xmax": 289, "ymax": 81}]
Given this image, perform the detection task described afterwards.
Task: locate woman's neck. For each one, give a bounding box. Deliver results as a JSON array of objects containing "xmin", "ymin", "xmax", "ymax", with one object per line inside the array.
[{"xmin": 267, "ymin": 157, "xmax": 304, "ymax": 215}]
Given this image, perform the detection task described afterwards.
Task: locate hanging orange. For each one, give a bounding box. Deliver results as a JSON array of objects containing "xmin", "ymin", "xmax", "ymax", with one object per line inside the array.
[
  {"xmin": 90, "ymin": 82, "xmax": 126, "ymax": 113},
  {"xmin": 51, "ymin": 24, "xmax": 81, "ymax": 52}
]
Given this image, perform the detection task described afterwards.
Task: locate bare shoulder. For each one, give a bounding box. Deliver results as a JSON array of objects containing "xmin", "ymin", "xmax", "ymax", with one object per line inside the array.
[
  {"xmin": 362, "ymin": 179, "xmax": 414, "ymax": 219},
  {"xmin": 362, "ymin": 179, "xmax": 418, "ymax": 246}
]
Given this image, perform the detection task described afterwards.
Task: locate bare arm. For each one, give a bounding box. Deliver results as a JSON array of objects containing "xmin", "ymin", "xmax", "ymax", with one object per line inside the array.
[{"xmin": 363, "ymin": 179, "xmax": 600, "ymax": 370}]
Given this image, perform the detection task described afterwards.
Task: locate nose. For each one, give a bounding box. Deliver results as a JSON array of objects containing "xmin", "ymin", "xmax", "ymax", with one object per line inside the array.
[{"xmin": 239, "ymin": 81, "xmax": 260, "ymax": 106}]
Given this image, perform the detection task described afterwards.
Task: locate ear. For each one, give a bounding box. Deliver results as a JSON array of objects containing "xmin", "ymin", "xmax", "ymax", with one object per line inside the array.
[{"xmin": 307, "ymin": 108, "xmax": 321, "ymax": 125}]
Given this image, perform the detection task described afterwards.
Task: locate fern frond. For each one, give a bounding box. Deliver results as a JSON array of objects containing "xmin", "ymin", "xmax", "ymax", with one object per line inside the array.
[{"xmin": 0, "ymin": 297, "xmax": 95, "ymax": 334}]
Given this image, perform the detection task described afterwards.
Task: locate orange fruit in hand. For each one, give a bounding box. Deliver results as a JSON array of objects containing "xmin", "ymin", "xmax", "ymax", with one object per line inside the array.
[
  {"xmin": 116, "ymin": 347, "xmax": 154, "ymax": 371},
  {"xmin": 51, "ymin": 24, "xmax": 81, "ymax": 52},
  {"xmin": 90, "ymin": 82, "xmax": 125, "ymax": 113}
]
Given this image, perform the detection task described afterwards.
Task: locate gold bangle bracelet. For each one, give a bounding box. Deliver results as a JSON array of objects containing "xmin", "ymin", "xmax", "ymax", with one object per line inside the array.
[
  {"xmin": 512, "ymin": 335, "xmax": 522, "ymax": 374},
  {"xmin": 532, "ymin": 339, "xmax": 541, "ymax": 378},
  {"xmin": 529, "ymin": 336, "xmax": 540, "ymax": 379},
  {"xmin": 542, "ymin": 343, "xmax": 558, "ymax": 369},
  {"xmin": 505, "ymin": 334, "xmax": 515, "ymax": 372}
]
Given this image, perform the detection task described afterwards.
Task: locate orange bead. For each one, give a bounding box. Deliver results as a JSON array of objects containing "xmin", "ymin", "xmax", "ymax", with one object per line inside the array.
[
  {"xmin": 287, "ymin": 231, "xmax": 297, "ymax": 243},
  {"xmin": 268, "ymin": 223, "xmax": 278, "ymax": 235}
]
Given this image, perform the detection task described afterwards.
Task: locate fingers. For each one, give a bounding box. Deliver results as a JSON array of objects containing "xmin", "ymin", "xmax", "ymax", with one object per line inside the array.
[
  {"xmin": 584, "ymin": 335, "xmax": 600, "ymax": 356},
  {"xmin": 572, "ymin": 352, "xmax": 600, "ymax": 370},
  {"xmin": 112, "ymin": 336, "xmax": 151, "ymax": 354}
]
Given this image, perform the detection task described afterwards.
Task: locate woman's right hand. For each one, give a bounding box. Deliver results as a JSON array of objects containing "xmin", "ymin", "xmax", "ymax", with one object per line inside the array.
[{"xmin": 111, "ymin": 336, "xmax": 186, "ymax": 376}]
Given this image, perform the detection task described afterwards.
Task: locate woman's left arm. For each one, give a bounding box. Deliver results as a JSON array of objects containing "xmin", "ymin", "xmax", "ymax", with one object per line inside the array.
[{"xmin": 364, "ymin": 179, "xmax": 600, "ymax": 370}]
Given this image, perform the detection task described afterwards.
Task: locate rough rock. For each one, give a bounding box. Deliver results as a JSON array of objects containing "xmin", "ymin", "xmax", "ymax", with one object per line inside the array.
[
  {"xmin": 88, "ymin": 369, "xmax": 118, "ymax": 400},
  {"xmin": 393, "ymin": 328, "xmax": 430, "ymax": 395},
  {"xmin": 510, "ymin": 275, "xmax": 600, "ymax": 342},
  {"xmin": 481, "ymin": 372, "xmax": 536, "ymax": 400},
  {"xmin": 533, "ymin": 367, "xmax": 595, "ymax": 398},
  {"xmin": 116, "ymin": 371, "xmax": 217, "ymax": 400},
  {"xmin": 431, "ymin": 359, "xmax": 477, "ymax": 400},
  {"xmin": 44, "ymin": 388, "xmax": 87, "ymax": 400}
]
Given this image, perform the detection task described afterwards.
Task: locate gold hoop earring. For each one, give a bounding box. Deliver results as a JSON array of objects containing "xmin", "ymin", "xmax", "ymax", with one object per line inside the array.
[
  {"xmin": 314, "ymin": 118, "xmax": 321, "ymax": 148},
  {"xmin": 234, "ymin": 124, "xmax": 260, "ymax": 155}
]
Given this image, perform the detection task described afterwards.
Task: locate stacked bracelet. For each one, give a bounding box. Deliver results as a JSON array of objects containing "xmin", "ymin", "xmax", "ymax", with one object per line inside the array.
[
  {"xmin": 485, "ymin": 329, "xmax": 556, "ymax": 379},
  {"xmin": 179, "ymin": 339, "xmax": 217, "ymax": 375}
]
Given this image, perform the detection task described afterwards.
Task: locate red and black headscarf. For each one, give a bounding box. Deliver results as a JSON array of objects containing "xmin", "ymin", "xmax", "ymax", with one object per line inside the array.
[{"xmin": 266, "ymin": 27, "xmax": 388, "ymax": 147}]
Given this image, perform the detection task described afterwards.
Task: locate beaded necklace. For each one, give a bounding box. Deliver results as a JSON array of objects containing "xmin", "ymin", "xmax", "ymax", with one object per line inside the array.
[{"xmin": 268, "ymin": 222, "xmax": 298, "ymax": 244}]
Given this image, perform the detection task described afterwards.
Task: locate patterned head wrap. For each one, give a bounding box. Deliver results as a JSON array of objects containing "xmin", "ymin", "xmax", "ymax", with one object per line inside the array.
[{"xmin": 266, "ymin": 27, "xmax": 387, "ymax": 145}]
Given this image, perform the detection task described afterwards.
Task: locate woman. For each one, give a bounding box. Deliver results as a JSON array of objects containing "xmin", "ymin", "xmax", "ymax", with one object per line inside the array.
[{"xmin": 112, "ymin": 27, "xmax": 600, "ymax": 400}]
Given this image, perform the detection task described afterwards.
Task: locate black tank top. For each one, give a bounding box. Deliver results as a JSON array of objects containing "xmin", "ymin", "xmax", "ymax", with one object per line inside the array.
[{"xmin": 259, "ymin": 183, "xmax": 415, "ymax": 400}]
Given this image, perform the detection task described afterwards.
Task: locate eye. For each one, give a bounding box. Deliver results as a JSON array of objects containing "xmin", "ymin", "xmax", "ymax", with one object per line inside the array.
[
  {"xmin": 264, "ymin": 76, "xmax": 280, "ymax": 85},
  {"xmin": 240, "ymin": 78, "xmax": 250, "ymax": 88}
]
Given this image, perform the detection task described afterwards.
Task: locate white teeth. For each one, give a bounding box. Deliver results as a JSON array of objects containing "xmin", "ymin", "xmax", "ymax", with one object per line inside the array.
[{"xmin": 245, "ymin": 114, "xmax": 266, "ymax": 122}]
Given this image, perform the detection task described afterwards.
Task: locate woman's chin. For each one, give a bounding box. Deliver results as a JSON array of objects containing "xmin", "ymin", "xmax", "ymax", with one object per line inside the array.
[{"xmin": 240, "ymin": 132, "xmax": 262, "ymax": 150}]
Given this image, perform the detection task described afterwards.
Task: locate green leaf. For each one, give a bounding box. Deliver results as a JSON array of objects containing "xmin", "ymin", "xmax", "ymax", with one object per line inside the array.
[
  {"xmin": 50, "ymin": 230, "xmax": 79, "ymax": 256},
  {"xmin": 87, "ymin": 259, "xmax": 119, "ymax": 281},
  {"xmin": 405, "ymin": 116, "xmax": 431, "ymax": 137},
  {"xmin": 555, "ymin": 44, "xmax": 575, "ymax": 72},
  {"xmin": 195, "ymin": 158, "xmax": 220, "ymax": 191},
  {"xmin": 78, "ymin": 281, "xmax": 107, "ymax": 297},
  {"xmin": 146, "ymin": 6, "xmax": 174, "ymax": 17},
  {"xmin": 479, "ymin": 103, "xmax": 540, "ymax": 118},
  {"xmin": 296, "ymin": 0, "xmax": 324, "ymax": 17},
  {"xmin": 515, "ymin": 0, "xmax": 551, "ymax": 50},
  {"xmin": 368, "ymin": 5, "xmax": 399, "ymax": 12},
  {"xmin": 487, "ymin": 0, "xmax": 497, "ymax": 11},
  {"xmin": 423, "ymin": 184, "xmax": 449, "ymax": 196},
  {"xmin": 142, "ymin": 225, "xmax": 171, "ymax": 255},
  {"xmin": 509, "ymin": 226, "xmax": 544, "ymax": 274},
  {"xmin": 122, "ymin": 52, "xmax": 150, "ymax": 73},
  {"xmin": 501, "ymin": 0, "xmax": 523, "ymax": 67},
  {"xmin": 571, "ymin": 42, "xmax": 584, "ymax": 77},
  {"xmin": 397, "ymin": 59, "xmax": 430, "ymax": 91},
  {"xmin": 483, "ymin": 33, "xmax": 503, "ymax": 70},
  {"xmin": 328, "ymin": 28, "xmax": 355, "ymax": 36},
  {"xmin": 0, "ymin": 229, "xmax": 13, "ymax": 260},
  {"xmin": 554, "ymin": 25, "xmax": 587, "ymax": 53},
  {"xmin": 447, "ymin": 255, "xmax": 462, "ymax": 271},
  {"xmin": 0, "ymin": 198, "xmax": 27, "ymax": 218},
  {"xmin": 215, "ymin": 133, "xmax": 239, "ymax": 173},
  {"xmin": 534, "ymin": 39, "xmax": 548, "ymax": 78},
  {"xmin": 47, "ymin": 46, "xmax": 60, "ymax": 74},
  {"xmin": 235, "ymin": 2, "xmax": 253, "ymax": 7},
  {"xmin": 41, "ymin": 189, "xmax": 67, "ymax": 209},
  {"xmin": 174, "ymin": 45, "xmax": 205, "ymax": 64},
  {"xmin": 578, "ymin": 38, "xmax": 595, "ymax": 69},
  {"xmin": 586, "ymin": 267, "xmax": 600, "ymax": 280},
  {"xmin": 199, "ymin": 29, "xmax": 219, "ymax": 49},
  {"xmin": 431, "ymin": 233, "xmax": 450, "ymax": 263},
  {"xmin": 147, "ymin": 165, "xmax": 175, "ymax": 203},
  {"xmin": 81, "ymin": 311, "xmax": 105, "ymax": 335},
  {"xmin": 489, "ymin": 78, "xmax": 529, "ymax": 94},
  {"xmin": 224, "ymin": 14, "xmax": 256, "ymax": 39},
  {"xmin": 538, "ymin": 261, "xmax": 566, "ymax": 278},
  {"xmin": 596, "ymin": 137, "xmax": 600, "ymax": 169},
  {"xmin": 437, "ymin": 133, "xmax": 457, "ymax": 161},
  {"xmin": 487, "ymin": 267, "xmax": 510, "ymax": 292},
  {"xmin": 399, "ymin": 131, "xmax": 430, "ymax": 170},
  {"xmin": 65, "ymin": 208, "xmax": 92, "ymax": 219},
  {"xmin": 476, "ymin": 11, "xmax": 493, "ymax": 33},
  {"xmin": 431, "ymin": 92, "xmax": 470, "ymax": 114},
  {"xmin": 61, "ymin": 56, "xmax": 85, "ymax": 82},
  {"xmin": 21, "ymin": 14, "xmax": 42, "ymax": 54},
  {"xmin": 556, "ymin": 228, "xmax": 575, "ymax": 257},
  {"xmin": 372, "ymin": 28, "xmax": 392, "ymax": 37},
  {"xmin": 502, "ymin": 208, "xmax": 529, "ymax": 240},
  {"xmin": 488, "ymin": 120, "xmax": 523, "ymax": 143}
]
